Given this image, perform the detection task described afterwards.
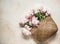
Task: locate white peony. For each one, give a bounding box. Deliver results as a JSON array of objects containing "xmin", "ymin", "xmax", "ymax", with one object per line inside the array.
[{"xmin": 22, "ymin": 28, "xmax": 31, "ymax": 36}]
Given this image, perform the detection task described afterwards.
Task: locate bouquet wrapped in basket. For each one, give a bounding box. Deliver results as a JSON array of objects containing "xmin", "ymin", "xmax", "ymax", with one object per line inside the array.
[{"xmin": 19, "ymin": 7, "xmax": 58, "ymax": 42}]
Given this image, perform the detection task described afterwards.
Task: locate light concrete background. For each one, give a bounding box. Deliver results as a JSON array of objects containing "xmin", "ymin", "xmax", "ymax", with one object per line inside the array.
[{"xmin": 0, "ymin": 0, "xmax": 60, "ymax": 44}]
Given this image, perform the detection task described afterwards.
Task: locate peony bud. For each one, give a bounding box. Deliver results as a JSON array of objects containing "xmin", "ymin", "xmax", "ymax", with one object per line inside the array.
[{"xmin": 19, "ymin": 23, "xmax": 25, "ymax": 27}]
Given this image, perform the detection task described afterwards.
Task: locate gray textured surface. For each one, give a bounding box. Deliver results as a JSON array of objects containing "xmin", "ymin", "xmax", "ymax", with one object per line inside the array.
[{"xmin": 0, "ymin": 0, "xmax": 60, "ymax": 44}]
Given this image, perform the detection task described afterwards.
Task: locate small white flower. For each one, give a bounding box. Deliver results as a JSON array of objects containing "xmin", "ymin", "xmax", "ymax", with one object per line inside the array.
[
  {"xmin": 29, "ymin": 21, "xmax": 32, "ymax": 26},
  {"xmin": 46, "ymin": 13, "xmax": 48, "ymax": 16},
  {"xmin": 22, "ymin": 28, "xmax": 31, "ymax": 36},
  {"xmin": 25, "ymin": 25, "xmax": 32, "ymax": 30},
  {"xmin": 39, "ymin": 7, "xmax": 43, "ymax": 13},
  {"xmin": 43, "ymin": 8, "xmax": 47, "ymax": 12},
  {"xmin": 46, "ymin": 11, "xmax": 50, "ymax": 16}
]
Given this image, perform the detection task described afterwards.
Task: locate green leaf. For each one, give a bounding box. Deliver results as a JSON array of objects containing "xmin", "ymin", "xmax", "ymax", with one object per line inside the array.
[
  {"xmin": 35, "ymin": 12, "xmax": 41, "ymax": 20},
  {"xmin": 35, "ymin": 12, "xmax": 41, "ymax": 17},
  {"xmin": 25, "ymin": 22, "xmax": 30, "ymax": 26},
  {"xmin": 35, "ymin": 12, "xmax": 45, "ymax": 21}
]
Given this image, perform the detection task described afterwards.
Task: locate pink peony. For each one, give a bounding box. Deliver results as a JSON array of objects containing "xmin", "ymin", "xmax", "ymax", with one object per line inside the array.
[
  {"xmin": 25, "ymin": 15, "xmax": 33, "ymax": 21},
  {"xmin": 31, "ymin": 16, "xmax": 39, "ymax": 26}
]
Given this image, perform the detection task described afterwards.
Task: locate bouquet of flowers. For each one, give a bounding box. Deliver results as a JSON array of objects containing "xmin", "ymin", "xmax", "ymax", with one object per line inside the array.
[{"xmin": 19, "ymin": 7, "xmax": 58, "ymax": 42}]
